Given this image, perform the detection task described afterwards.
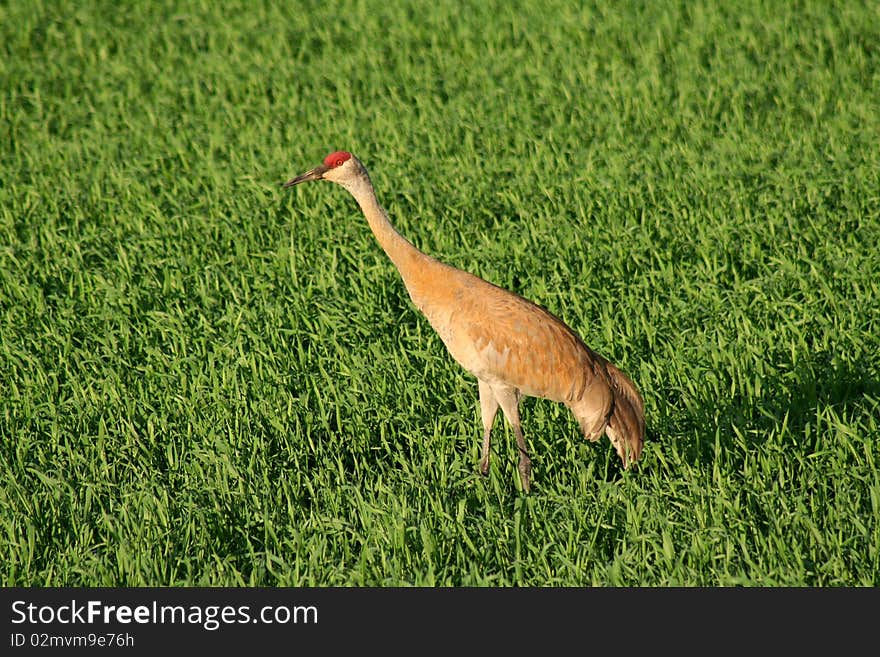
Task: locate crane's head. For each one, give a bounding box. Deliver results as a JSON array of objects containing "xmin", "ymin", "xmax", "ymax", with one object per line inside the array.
[{"xmin": 283, "ymin": 151, "xmax": 364, "ymax": 190}]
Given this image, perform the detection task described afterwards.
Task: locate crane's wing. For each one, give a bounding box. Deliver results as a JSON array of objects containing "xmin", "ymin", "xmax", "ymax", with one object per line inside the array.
[{"xmin": 449, "ymin": 273, "xmax": 609, "ymax": 402}]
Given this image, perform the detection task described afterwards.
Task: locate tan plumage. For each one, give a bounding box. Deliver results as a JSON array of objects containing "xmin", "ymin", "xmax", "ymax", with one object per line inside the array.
[{"xmin": 285, "ymin": 151, "xmax": 645, "ymax": 491}]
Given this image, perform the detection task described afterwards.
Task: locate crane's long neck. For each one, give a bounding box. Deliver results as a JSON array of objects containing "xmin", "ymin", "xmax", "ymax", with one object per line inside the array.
[
  {"xmin": 343, "ymin": 173, "xmax": 433, "ymax": 282},
  {"xmin": 335, "ymin": 166, "xmax": 465, "ymax": 337}
]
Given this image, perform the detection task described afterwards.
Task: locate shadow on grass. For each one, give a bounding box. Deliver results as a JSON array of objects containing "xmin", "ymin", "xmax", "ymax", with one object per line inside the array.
[{"xmin": 662, "ymin": 352, "xmax": 880, "ymax": 467}]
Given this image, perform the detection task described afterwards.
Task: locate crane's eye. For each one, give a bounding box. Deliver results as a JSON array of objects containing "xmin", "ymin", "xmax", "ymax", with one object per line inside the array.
[{"xmin": 336, "ymin": 159, "xmax": 345, "ymax": 167}]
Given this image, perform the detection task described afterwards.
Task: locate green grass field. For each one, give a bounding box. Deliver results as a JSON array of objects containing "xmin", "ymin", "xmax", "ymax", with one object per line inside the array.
[{"xmin": 1, "ymin": 0, "xmax": 879, "ymax": 586}]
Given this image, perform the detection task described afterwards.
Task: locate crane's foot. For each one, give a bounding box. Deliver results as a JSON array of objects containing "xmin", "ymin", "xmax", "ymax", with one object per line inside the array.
[
  {"xmin": 518, "ymin": 457, "xmax": 532, "ymax": 493},
  {"xmin": 479, "ymin": 454, "xmax": 490, "ymax": 477}
]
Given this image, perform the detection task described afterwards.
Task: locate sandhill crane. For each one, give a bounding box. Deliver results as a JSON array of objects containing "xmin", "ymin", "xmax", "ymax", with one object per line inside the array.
[{"xmin": 284, "ymin": 151, "xmax": 645, "ymax": 491}]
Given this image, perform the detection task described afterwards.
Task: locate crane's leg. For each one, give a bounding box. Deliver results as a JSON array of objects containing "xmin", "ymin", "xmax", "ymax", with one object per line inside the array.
[
  {"xmin": 492, "ymin": 385, "xmax": 531, "ymax": 492},
  {"xmin": 478, "ymin": 379, "xmax": 499, "ymax": 476}
]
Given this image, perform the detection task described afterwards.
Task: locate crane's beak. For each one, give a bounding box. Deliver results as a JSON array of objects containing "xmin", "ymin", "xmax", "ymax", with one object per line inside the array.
[{"xmin": 283, "ymin": 163, "xmax": 329, "ymax": 188}]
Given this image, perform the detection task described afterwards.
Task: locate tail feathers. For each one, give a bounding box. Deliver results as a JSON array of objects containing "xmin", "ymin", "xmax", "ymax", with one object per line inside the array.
[{"xmin": 604, "ymin": 362, "xmax": 645, "ymax": 468}]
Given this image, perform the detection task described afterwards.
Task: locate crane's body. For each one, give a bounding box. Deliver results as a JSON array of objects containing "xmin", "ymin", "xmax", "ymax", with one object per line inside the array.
[{"xmin": 285, "ymin": 151, "xmax": 645, "ymax": 491}]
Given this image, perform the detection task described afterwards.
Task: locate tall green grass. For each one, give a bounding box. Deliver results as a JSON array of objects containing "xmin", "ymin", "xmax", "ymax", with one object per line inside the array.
[{"xmin": 1, "ymin": 0, "xmax": 878, "ymax": 585}]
